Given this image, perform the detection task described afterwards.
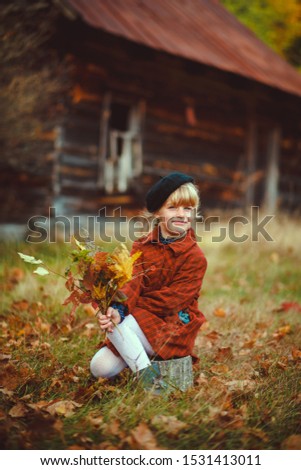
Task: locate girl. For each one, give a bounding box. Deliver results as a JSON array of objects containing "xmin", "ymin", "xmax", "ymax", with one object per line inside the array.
[{"xmin": 90, "ymin": 172, "xmax": 207, "ymax": 383}]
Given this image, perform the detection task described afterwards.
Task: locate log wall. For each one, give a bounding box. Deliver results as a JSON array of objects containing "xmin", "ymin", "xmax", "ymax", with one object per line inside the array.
[{"xmin": 1, "ymin": 16, "xmax": 301, "ymax": 224}]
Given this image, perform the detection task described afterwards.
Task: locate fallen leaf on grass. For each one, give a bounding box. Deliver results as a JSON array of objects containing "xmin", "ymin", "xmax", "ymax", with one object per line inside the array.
[
  {"xmin": 0, "ymin": 388, "xmax": 14, "ymax": 398},
  {"xmin": 281, "ymin": 434, "xmax": 301, "ymax": 450},
  {"xmin": 273, "ymin": 324, "xmax": 291, "ymax": 340},
  {"xmin": 129, "ymin": 422, "xmax": 161, "ymax": 450},
  {"xmin": 274, "ymin": 302, "xmax": 301, "ymax": 314},
  {"xmin": 210, "ymin": 364, "xmax": 229, "ymax": 375},
  {"xmin": 0, "ymin": 354, "xmax": 12, "ymax": 361},
  {"xmin": 214, "ymin": 347, "xmax": 233, "ymax": 362},
  {"xmin": 244, "ymin": 428, "xmax": 269, "ymax": 443},
  {"xmin": 86, "ymin": 414, "xmax": 104, "ymax": 429},
  {"xmin": 151, "ymin": 415, "xmax": 188, "ymax": 437},
  {"xmin": 8, "ymin": 267, "xmax": 25, "ymax": 284},
  {"xmin": 11, "ymin": 299, "xmax": 30, "ymax": 312},
  {"xmin": 208, "ymin": 406, "xmax": 244, "ymax": 430},
  {"xmin": 213, "ymin": 308, "xmax": 227, "ymax": 318},
  {"xmin": 9, "ymin": 402, "xmax": 28, "ymax": 418},
  {"xmin": 292, "ymin": 347, "xmax": 301, "ymax": 361},
  {"xmin": 0, "ymin": 363, "xmax": 29, "ymax": 391},
  {"xmin": 45, "ymin": 400, "xmax": 82, "ymax": 417},
  {"xmin": 276, "ymin": 361, "xmax": 288, "ymax": 370},
  {"xmin": 241, "ymin": 339, "xmax": 256, "ymax": 349},
  {"xmin": 226, "ymin": 380, "xmax": 256, "ymax": 393},
  {"xmin": 205, "ymin": 331, "xmax": 222, "ymax": 342},
  {"xmin": 103, "ymin": 419, "xmax": 124, "ymax": 437}
]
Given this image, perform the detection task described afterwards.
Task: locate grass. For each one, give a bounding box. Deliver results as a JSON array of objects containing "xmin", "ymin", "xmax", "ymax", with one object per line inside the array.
[{"xmin": 0, "ymin": 212, "xmax": 301, "ymax": 449}]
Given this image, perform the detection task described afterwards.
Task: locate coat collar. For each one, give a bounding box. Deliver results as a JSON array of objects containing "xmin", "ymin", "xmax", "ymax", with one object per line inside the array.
[{"xmin": 140, "ymin": 225, "xmax": 197, "ymax": 255}]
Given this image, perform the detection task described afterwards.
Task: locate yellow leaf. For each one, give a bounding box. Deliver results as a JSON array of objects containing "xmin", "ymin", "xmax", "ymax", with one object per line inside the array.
[
  {"xmin": 109, "ymin": 246, "xmax": 141, "ymax": 287},
  {"xmin": 273, "ymin": 324, "xmax": 291, "ymax": 339},
  {"xmin": 92, "ymin": 284, "xmax": 107, "ymax": 300},
  {"xmin": 73, "ymin": 237, "xmax": 86, "ymax": 251},
  {"xmin": 213, "ymin": 308, "xmax": 227, "ymax": 318}
]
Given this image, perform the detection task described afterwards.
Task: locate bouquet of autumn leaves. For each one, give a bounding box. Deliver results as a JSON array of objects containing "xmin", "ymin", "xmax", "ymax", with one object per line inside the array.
[{"xmin": 18, "ymin": 239, "xmax": 141, "ymax": 319}]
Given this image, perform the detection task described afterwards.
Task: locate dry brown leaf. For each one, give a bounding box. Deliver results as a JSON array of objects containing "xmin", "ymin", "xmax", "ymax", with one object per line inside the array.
[
  {"xmin": 242, "ymin": 339, "xmax": 256, "ymax": 349},
  {"xmin": 103, "ymin": 419, "xmax": 122, "ymax": 437},
  {"xmin": 210, "ymin": 364, "xmax": 229, "ymax": 375},
  {"xmin": 27, "ymin": 400, "xmax": 52, "ymax": 411},
  {"xmin": 276, "ymin": 361, "xmax": 288, "ymax": 370},
  {"xmin": 11, "ymin": 299, "xmax": 29, "ymax": 312},
  {"xmin": 87, "ymin": 414, "xmax": 104, "ymax": 429},
  {"xmin": 0, "ymin": 354, "xmax": 12, "ymax": 361},
  {"xmin": 292, "ymin": 347, "xmax": 301, "ymax": 361},
  {"xmin": 281, "ymin": 434, "xmax": 301, "ymax": 450},
  {"xmin": 209, "ymin": 376, "xmax": 227, "ymax": 390},
  {"xmin": 130, "ymin": 422, "xmax": 161, "ymax": 450},
  {"xmin": 205, "ymin": 331, "xmax": 222, "ymax": 342},
  {"xmin": 214, "ymin": 347, "xmax": 233, "ymax": 362},
  {"xmin": 9, "ymin": 402, "xmax": 28, "ymax": 418},
  {"xmin": 195, "ymin": 373, "xmax": 209, "ymax": 387},
  {"xmin": 151, "ymin": 415, "xmax": 187, "ymax": 437},
  {"xmin": 8, "ymin": 267, "xmax": 25, "ymax": 284},
  {"xmin": 226, "ymin": 379, "xmax": 256, "ymax": 393},
  {"xmin": 0, "ymin": 363, "xmax": 21, "ymax": 390},
  {"xmin": 273, "ymin": 324, "xmax": 291, "ymax": 340},
  {"xmin": 45, "ymin": 400, "xmax": 82, "ymax": 417},
  {"xmin": 0, "ymin": 388, "xmax": 14, "ymax": 398},
  {"xmin": 245, "ymin": 428, "xmax": 269, "ymax": 442}
]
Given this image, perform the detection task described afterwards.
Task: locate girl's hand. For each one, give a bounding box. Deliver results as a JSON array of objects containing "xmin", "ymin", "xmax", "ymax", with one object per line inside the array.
[{"xmin": 97, "ymin": 307, "xmax": 121, "ymax": 333}]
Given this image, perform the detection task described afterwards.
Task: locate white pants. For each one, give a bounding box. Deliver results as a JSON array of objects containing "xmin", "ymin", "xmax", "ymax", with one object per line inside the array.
[{"xmin": 90, "ymin": 314, "xmax": 155, "ymax": 378}]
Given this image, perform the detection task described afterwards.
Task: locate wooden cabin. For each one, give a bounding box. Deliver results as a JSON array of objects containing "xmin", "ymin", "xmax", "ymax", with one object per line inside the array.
[{"xmin": 1, "ymin": 0, "xmax": 301, "ymax": 227}]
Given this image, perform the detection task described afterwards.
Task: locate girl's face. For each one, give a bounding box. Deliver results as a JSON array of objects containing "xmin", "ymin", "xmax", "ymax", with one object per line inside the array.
[{"xmin": 156, "ymin": 202, "xmax": 194, "ymax": 238}]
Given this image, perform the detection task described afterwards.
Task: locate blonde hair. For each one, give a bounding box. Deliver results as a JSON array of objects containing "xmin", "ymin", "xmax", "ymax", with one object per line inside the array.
[
  {"xmin": 164, "ymin": 182, "xmax": 199, "ymax": 209},
  {"xmin": 140, "ymin": 182, "xmax": 201, "ymax": 230}
]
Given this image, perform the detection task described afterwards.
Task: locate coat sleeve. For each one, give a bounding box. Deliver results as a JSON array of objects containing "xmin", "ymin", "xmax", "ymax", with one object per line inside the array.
[{"xmin": 135, "ymin": 252, "xmax": 207, "ymax": 317}]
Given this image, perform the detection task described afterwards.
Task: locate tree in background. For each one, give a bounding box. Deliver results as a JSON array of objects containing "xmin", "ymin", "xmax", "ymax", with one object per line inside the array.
[{"xmin": 221, "ymin": 0, "xmax": 301, "ymax": 70}]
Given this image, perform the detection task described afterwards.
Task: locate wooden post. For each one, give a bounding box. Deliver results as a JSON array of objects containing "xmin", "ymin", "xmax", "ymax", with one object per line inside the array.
[
  {"xmin": 52, "ymin": 126, "xmax": 64, "ymax": 196},
  {"xmin": 97, "ymin": 92, "xmax": 111, "ymax": 189},
  {"xmin": 263, "ymin": 126, "xmax": 281, "ymax": 213},
  {"xmin": 245, "ymin": 119, "xmax": 258, "ymax": 208}
]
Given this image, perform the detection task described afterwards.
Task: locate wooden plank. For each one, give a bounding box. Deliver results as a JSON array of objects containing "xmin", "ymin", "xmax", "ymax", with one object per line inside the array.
[
  {"xmin": 245, "ymin": 119, "xmax": 258, "ymax": 207},
  {"xmin": 263, "ymin": 127, "xmax": 281, "ymax": 213},
  {"xmin": 97, "ymin": 92, "xmax": 111, "ymax": 189},
  {"xmin": 59, "ymin": 165, "xmax": 97, "ymax": 178},
  {"xmin": 60, "ymin": 153, "xmax": 98, "ymax": 167}
]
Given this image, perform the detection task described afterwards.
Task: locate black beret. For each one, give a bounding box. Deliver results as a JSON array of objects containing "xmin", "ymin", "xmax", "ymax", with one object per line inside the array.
[{"xmin": 145, "ymin": 172, "xmax": 194, "ymax": 212}]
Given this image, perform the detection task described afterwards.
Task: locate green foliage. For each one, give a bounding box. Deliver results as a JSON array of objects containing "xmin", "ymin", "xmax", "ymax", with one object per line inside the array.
[{"xmin": 221, "ymin": 0, "xmax": 301, "ymax": 69}]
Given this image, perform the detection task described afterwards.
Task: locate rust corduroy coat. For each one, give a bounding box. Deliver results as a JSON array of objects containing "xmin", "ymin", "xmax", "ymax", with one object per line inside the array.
[{"xmin": 108, "ymin": 226, "xmax": 207, "ymax": 361}]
